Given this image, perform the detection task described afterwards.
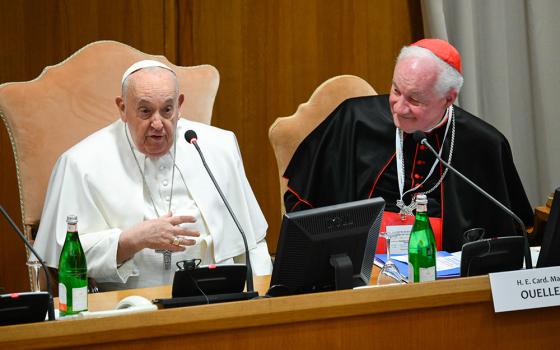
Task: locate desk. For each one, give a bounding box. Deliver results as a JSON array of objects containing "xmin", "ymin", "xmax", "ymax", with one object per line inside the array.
[{"xmin": 1, "ymin": 275, "xmax": 560, "ymax": 349}]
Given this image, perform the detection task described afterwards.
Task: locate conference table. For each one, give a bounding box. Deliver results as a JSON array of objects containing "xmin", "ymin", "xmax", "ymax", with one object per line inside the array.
[{"xmin": 1, "ymin": 273, "xmax": 560, "ymax": 349}]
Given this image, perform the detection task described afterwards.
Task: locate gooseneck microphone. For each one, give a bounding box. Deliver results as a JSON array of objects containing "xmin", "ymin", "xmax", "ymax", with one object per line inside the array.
[
  {"xmin": 0, "ymin": 205, "xmax": 56, "ymax": 321},
  {"xmin": 412, "ymin": 131, "xmax": 533, "ymax": 269},
  {"xmin": 184, "ymin": 130, "xmax": 255, "ymax": 292}
]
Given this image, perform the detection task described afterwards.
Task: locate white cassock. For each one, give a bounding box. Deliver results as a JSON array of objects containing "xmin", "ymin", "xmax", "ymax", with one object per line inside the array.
[{"xmin": 33, "ymin": 118, "xmax": 272, "ymax": 291}]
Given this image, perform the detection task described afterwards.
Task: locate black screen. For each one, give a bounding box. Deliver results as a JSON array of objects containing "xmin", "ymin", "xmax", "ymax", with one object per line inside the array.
[
  {"xmin": 537, "ymin": 187, "xmax": 560, "ymax": 268},
  {"xmin": 0, "ymin": 292, "xmax": 48, "ymax": 326},
  {"xmin": 270, "ymin": 197, "xmax": 385, "ymax": 295}
]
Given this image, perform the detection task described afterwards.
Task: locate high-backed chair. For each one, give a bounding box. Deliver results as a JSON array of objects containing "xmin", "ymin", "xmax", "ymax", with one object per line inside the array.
[
  {"xmin": 0, "ymin": 40, "xmax": 219, "ymax": 290},
  {"xmin": 268, "ymin": 75, "xmax": 377, "ymax": 212}
]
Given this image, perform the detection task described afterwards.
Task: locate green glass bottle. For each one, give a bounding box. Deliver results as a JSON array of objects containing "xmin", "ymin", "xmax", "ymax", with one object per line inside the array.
[
  {"xmin": 408, "ymin": 194, "xmax": 437, "ymax": 283},
  {"xmin": 58, "ymin": 215, "xmax": 88, "ymax": 316}
]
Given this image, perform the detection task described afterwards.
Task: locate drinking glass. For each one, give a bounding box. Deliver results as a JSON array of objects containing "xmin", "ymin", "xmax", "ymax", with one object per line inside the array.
[
  {"xmin": 377, "ymin": 232, "xmax": 404, "ymax": 285},
  {"xmin": 26, "ymin": 260, "xmax": 44, "ymax": 292}
]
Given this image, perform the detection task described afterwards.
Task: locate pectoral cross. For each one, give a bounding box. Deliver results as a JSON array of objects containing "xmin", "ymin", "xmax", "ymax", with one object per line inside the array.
[
  {"xmin": 155, "ymin": 249, "xmax": 173, "ymax": 270},
  {"xmin": 396, "ymin": 199, "xmax": 417, "ymax": 220}
]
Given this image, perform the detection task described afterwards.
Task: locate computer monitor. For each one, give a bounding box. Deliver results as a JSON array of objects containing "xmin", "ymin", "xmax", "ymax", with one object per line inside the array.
[
  {"xmin": 537, "ymin": 187, "xmax": 560, "ymax": 268},
  {"xmin": 460, "ymin": 236, "xmax": 525, "ymax": 277},
  {"xmin": 269, "ymin": 197, "xmax": 385, "ymax": 295},
  {"xmin": 0, "ymin": 292, "xmax": 49, "ymax": 326}
]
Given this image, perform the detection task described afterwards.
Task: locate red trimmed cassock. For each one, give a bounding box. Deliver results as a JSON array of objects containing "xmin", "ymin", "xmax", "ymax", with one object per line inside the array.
[{"xmin": 283, "ymin": 95, "xmax": 533, "ymax": 253}]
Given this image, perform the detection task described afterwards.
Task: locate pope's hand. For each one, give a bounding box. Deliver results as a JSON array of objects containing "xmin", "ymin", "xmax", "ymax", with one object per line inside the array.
[{"xmin": 117, "ymin": 213, "xmax": 200, "ymax": 263}]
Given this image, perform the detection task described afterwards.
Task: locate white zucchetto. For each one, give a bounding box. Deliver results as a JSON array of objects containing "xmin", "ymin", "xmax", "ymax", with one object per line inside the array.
[{"xmin": 121, "ymin": 60, "xmax": 175, "ymax": 86}]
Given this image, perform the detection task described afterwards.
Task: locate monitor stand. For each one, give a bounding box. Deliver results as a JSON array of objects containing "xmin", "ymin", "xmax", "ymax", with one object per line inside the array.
[{"xmin": 329, "ymin": 254, "xmax": 354, "ymax": 290}]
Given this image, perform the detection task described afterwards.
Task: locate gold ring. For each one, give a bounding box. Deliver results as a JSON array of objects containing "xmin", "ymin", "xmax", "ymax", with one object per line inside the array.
[{"xmin": 172, "ymin": 237, "xmax": 181, "ymax": 246}]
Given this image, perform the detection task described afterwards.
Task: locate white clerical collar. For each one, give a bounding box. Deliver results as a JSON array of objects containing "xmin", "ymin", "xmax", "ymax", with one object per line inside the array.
[
  {"xmin": 123, "ymin": 122, "xmax": 178, "ymax": 167},
  {"xmin": 425, "ymin": 106, "xmax": 450, "ymax": 133}
]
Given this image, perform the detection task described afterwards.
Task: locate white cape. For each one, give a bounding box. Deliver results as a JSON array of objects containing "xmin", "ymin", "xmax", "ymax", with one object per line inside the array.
[{"xmin": 33, "ymin": 118, "xmax": 272, "ymax": 289}]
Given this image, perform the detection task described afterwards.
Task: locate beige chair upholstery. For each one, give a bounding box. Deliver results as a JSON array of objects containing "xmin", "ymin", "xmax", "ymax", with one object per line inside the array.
[
  {"xmin": 0, "ymin": 40, "xmax": 219, "ymax": 288},
  {"xmin": 268, "ymin": 75, "xmax": 377, "ymax": 212}
]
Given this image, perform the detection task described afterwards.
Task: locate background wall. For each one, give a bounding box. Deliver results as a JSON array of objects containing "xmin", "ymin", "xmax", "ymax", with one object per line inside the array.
[{"xmin": 0, "ymin": 0, "xmax": 423, "ymax": 292}]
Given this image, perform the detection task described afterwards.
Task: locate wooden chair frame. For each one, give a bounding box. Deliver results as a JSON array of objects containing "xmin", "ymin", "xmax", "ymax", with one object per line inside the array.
[{"xmin": 0, "ymin": 40, "xmax": 219, "ymax": 291}]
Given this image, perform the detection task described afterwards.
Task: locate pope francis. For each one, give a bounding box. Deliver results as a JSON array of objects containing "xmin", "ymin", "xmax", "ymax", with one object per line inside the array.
[{"xmin": 32, "ymin": 60, "xmax": 273, "ymax": 291}]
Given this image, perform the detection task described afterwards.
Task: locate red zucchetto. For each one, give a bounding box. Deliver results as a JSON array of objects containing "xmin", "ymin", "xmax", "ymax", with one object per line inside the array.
[{"xmin": 411, "ymin": 38, "xmax": 462, "ymax": 74}]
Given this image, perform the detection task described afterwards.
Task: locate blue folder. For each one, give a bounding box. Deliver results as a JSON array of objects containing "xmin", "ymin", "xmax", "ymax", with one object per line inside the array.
[{"xmin": 375, "ymin": 251, "xmax": 460, "ymax": 281}]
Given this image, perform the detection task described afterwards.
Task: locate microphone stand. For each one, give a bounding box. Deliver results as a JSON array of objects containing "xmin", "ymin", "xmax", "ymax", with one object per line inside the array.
[
  {"xmin": 187, "ymin": 137, "xmax": 255, "ymax": 293},
  {"xmin": 0, "ymin": 205, "xmax": 56, "ymax": 320},
  {"xmin": 418, "ymin": 137, "xmax": 533, "ymax": 269}
]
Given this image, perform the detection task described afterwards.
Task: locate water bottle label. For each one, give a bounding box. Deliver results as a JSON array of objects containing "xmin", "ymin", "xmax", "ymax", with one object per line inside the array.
[
  {"xmin": 408, "ymin": 263, "xmax": 415, "ymax": 283},
  {"xmin": 58, "ymin": 283, "xmax": 67, "ymax": 312},
  {"xmin": 419, "ymin": 266, "xmax": 436, "ymax": 282},
  {"xmin": 72, "ymin": 286, "xmax": 88, "ymax": 311}
]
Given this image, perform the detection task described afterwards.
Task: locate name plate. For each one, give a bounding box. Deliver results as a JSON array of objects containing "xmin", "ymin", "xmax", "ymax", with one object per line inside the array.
[{"xmin": 489, "ymin": 266, "xmax": 560, "ymax": 313}]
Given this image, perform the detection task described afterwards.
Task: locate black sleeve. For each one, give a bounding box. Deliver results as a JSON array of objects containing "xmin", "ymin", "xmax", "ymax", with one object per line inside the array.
[
  {"xmin": 500, "ymin": 137, "xmax": 534, "ymax": 227},
  {"xmin": 282, "ymin": 99, "xmax": 359, "ymax": 212},
  {"xmin": 283, "ymin": 95, "xmax": 395, "ymax": 213}
]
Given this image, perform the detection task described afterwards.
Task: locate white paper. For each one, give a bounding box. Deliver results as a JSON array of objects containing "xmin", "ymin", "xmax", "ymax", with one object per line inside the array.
[
  {"xmin": 386, "ymin": 225, "xmax": 413, "ymax": 255},
  {"xmin": 392, "ymin": 253, "xmax": 460, "ymax": 272},
  {"xmin": 437, "ymin": 255, "xmax": 461, "ymax": 271}
]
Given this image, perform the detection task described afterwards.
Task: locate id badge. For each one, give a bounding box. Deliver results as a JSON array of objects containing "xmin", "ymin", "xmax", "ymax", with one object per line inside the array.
[
  {"xmin": 377, "ymin": 211, "xmax": 415, "ymax": 255},
  {"xmin": 376, "ymin": 211, "xmax": 443, "ymax": 254},
  {"xmin": 386, "ymin": 224, "xmax": 413, "ymax": 255}
]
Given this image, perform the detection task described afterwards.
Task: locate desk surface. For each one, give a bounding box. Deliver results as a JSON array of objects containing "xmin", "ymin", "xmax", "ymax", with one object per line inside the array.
[
  {"xmin": 74, "ymin": 274, "xmax": 274, "ymax": 312},
  {"xmin": 2, "ymin": 274, "xmax": 560, "ymax": 349}
]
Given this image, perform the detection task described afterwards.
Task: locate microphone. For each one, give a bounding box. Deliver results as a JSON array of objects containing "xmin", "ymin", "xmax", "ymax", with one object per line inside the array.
[
  {"xmin": 412, "ymin": 131, "xmax": 532, "ymax": 269},
  {"xmin": 0, "ymin": 205, "xmax": 56, "ymax": 321},
  {"xmin": 184, "ymin": 130, "xmax": 255, "ymax": 292}
]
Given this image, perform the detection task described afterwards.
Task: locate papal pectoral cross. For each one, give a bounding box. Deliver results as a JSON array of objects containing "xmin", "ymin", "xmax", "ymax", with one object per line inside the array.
[
  {"xmin": 155, "ymin": 249, "xmax": 173, "ymax": 270},
  {"xmin": 396, "ymin": 199, "xmax": 417, "ymax": 220}
]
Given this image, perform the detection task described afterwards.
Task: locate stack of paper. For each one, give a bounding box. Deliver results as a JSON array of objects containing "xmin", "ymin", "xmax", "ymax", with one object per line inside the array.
[{"xmin": 374, "ymin": 251, "xmax": 461, "ymax": 281}]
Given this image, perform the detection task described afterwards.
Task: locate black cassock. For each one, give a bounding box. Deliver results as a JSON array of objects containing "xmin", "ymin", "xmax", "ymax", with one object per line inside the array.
[{"xmin": 284, "ymin": 94, "xmax": 533, "ymax": 252}]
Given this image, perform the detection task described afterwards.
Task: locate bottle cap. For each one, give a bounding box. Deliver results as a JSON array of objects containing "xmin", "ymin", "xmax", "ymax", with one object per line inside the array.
[
  {"xmin": 66, "ymin": 215, "xmax": 78, "ymax": 224},
  {"xmin": 415, "ymin": 194, "xmax": 428, "ymax": 205}
]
